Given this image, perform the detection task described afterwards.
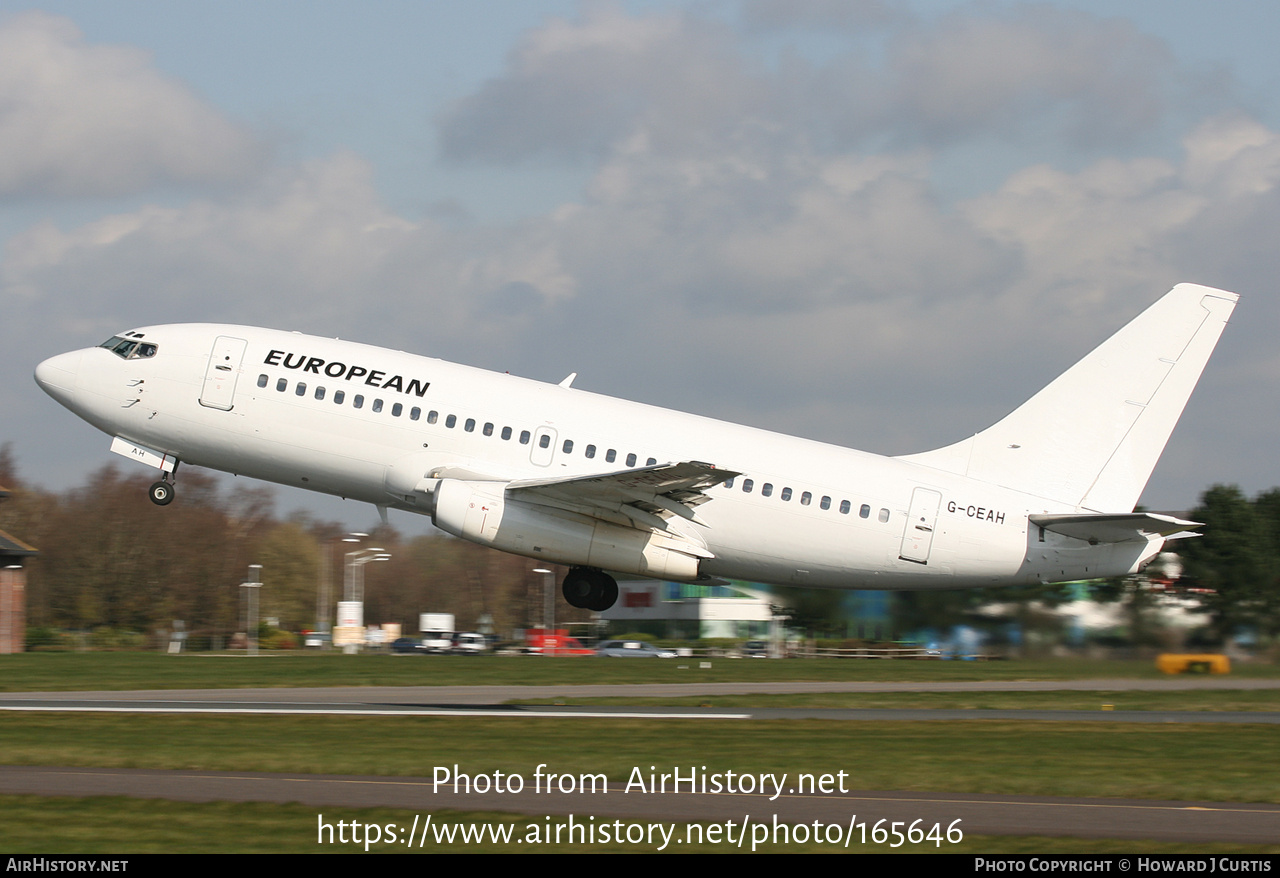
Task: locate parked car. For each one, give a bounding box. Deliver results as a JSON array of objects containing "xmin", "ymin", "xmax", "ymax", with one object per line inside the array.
[
  {"xmin": 741, "ymin": 639, "xmax": 769, "ymax": 657},
  {"xmin": 390, "ymin": 636, "xmax": 424, "ymax": 654},
  {"xmin": 525, "ymin": 629, "xmax": 595, "ymax": 656},
  {"xmin": 419, "ymin": 630, "xmax": 453, "ymax": 653},
  {"xmin": 451, "ymin": 632, "xmax": 488, "ymax": 655},
  {"xmin": 595, "ymin": 639, "xmax": 676, "ymax": 658}
]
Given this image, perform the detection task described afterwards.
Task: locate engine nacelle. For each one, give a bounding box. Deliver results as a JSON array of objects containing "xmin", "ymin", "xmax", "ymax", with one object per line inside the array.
[{"xmin": 432, "ymin": 479, "xmax": 702, "ymax": 581}]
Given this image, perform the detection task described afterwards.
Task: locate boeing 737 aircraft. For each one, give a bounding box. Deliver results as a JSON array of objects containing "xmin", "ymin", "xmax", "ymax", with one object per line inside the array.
[{"xmin": 34, "ymin": 283, "xmax": 1236, "ymax": 611}]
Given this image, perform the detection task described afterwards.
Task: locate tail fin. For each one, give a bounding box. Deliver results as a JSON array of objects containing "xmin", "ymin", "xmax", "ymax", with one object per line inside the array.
[{"xmin": 898, "ymin": 283, "xmax": 1238, "ymax": 511}]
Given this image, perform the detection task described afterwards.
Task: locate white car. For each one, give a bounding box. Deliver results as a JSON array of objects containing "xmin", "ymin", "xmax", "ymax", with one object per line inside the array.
[
  {"xmin": 451, "ymin": 633, "xmax": 488, "ymax": 655},
  {"xmin": 595, "ymin": 640, "xmax": 676, "ymax": 658}
]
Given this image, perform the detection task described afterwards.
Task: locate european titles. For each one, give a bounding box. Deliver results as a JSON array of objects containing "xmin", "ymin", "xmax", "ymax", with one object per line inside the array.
[{"xmin": 264, "ymin": 349, "xmax": 430, "ymax": 397}]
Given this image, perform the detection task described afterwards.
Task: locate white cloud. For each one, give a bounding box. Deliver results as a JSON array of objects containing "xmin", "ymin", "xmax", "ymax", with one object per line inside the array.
[
  {"xmin": 8, "ymin": 5, "xmax": 1277, "ymax": 510},
  {"xmin": 886, "ymin": 7, "xmax": 1175, "ymax": 147},
  {"xmin": 740, "ymin": 0, "xmax": 902, "ymax": 33},
  {"xmin": 0, "ymin": 12, "xmax": 262, "ymax": 197}
]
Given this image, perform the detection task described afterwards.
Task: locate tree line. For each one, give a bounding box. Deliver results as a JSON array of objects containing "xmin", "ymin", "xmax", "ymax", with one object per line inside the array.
[
  {"xmin": 1, "ymin": 443, "xmax": 1276, "ymax": 650},
  {"xmin": 0, "ymin": 446, "xmax": 583, "ymax": 645}
]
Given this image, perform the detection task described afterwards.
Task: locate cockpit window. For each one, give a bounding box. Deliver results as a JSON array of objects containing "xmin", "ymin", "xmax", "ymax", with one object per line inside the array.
[{"xmin": 99, "ymin": 336, "xmax": 158, "ymax": 359}]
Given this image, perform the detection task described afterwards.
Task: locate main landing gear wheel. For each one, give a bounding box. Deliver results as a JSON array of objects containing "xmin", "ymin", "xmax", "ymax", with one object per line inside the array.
[
  {"xmin": 562, "ymin": 567, "xmax": 619, "ymax": 612},
  {"xmin": 148, "ymin": 480, "xmax": 174, "ymax": 506}
]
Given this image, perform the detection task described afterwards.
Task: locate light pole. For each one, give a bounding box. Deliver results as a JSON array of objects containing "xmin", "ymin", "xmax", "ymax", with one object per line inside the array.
[
  {"xmin": 534, "ymin": 568, "xmax": 554, "ymax": 631},
  {"xmin": 345, "ymin": 547, "xmax": 389, "ymax": 603},
  {"xmin": 317, "ymin": 533, "xmax": 368, "ymax": 637},
  {"xmin": 241, "ymin": 564, "xmax": 262, "ymax": 656},
  {"xmin": 338, "ymin": 546, "xmax": 389, "ymax": 653}
]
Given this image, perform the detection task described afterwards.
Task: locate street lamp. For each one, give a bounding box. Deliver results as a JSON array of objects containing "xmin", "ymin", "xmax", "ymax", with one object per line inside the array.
[
  {"xmin": 345, "ymin": 547, "xmax": 389, "ymax": 603},
  {"xmin": 317, "ymin": 532, "xmax": 368, "ymax": 636},
  {"xmin": 241, "ymin": 564, "xmax": 263, "ymax": 656},
  {"xmin": 533, "ymin": 568, "xmax": 554, "ymax": 631}
]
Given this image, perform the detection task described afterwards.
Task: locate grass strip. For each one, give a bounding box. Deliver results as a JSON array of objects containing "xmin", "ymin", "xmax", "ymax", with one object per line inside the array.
[
  {"xmin": 509, "ymin": 690, "xmax": 1280, "ymax": 711},
  {"xmin": 1, "ymin": 713, "xmax": 1276, "ymax": 804},
  {"xmin": 3, "ymin": 652, "xmax": 1278, "ymax": 692},
  {"xmin": 1, "ymin": 796, "xmax": 1277, "ymax": 854}
]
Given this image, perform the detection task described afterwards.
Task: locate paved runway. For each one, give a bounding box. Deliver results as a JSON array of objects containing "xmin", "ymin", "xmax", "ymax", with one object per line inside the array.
[
  {"xmin": 1, "ymin": 696, "xmax": 1277, "ymax": 723},
  {"xmin": 3, "ymin": 679, "xmax": 1277, "ymax": 723},
  {"xmin": 2, "ymin": 765, "xmax": 1277, "ymax": 845},
  {"xmin": 2, "ymin": 678, "xmax": 1277, "ymax": 844}
]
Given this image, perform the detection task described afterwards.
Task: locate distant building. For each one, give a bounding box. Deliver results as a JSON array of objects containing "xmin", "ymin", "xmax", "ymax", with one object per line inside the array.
[
  {"xmin": 603, "ymin": 579, "xmax": 773, "ymax": 639},
  {"xmin": 602, "ymin": 579, "xmax": 892, "ymax": 641},
  {"xmin": 0, "ymin": 484, "xmax": 37, "ymax": 654}
]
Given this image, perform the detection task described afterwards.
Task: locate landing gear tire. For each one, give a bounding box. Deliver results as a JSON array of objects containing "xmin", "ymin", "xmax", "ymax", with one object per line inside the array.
[
  {"xmin": 148, "ymin": 480, "xmax": 174, "ymax": 506},
  {"xmin": 562, "ymin": 567, "xmax": 619, "ymax": 612},
  {"xmin": 562, "ymin": 568, "xmax": 594, "ymax": 608},
  {"xmin": 593, "ymin": 574, "xmax": 618, "ymax": 612}
]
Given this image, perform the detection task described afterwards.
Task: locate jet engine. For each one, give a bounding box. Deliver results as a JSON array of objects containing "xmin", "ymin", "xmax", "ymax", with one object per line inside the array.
[{"xmin": 431, "ymin": 479, "xmax": 702, "ymax": 581}]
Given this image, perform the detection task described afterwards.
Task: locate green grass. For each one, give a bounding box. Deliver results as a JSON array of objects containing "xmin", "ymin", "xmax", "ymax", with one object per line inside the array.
[
  {"xmin": 3, "ymin": 796, "xmax": 1275, "ymax": 854},
  {"xmin": 1, "ymin": 713, "xmax": 1276, "ymax": 804},
  {"xmin": 514, "ymin": 690, "xmax": 1280, "ymax": 711},
  {"xmin": 3, "ymin": 651, "xmax": 1277, "ymax": 691},
  {"xmin": 2, "ymin": 652, "xmax": 1275, "ymax": 853}
]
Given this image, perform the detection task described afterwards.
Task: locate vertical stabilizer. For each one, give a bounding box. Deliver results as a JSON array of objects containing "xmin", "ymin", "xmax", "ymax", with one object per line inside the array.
[{"xmin": 898, "ymin": 284, "xmax": 1238, "ymax": 511}]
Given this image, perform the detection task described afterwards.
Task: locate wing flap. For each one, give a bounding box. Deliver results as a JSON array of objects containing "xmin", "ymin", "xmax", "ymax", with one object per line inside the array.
[{"xmin": 508, "ymin": 461, "xmax": 739, "ymax": 531}]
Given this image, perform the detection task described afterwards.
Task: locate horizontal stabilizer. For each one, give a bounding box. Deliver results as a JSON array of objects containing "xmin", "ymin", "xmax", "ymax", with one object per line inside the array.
[{"xmin": 1028, "ymin": 512, "xmax": 1201, "ymax": 544}]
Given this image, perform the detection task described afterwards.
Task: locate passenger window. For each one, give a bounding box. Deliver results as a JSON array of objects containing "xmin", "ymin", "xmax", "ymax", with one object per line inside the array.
[
  {"xmin": 501, "ymin": 426, "xmax": 512, "ymax": 440},
  {"xmin": 724, "ymin": 478, "xmax": 735, "ymax": 489},
  {"xmin": 276, "ymin": 378, "xmax": 287, "ymax": 392},
  {"xmin": 762, "ymin": 483, "xmax": 773, "ymax": 497},
  {"xmin": 879, "ymin": 508, "xmax": 890, "ymax": 523},
  {"xmin": 742, "ymin": 479, "xmax": 754, "ymax": 493},
  {"xmin": 334, "ymin": 390, "xmax": 345, "ymax": 404},
  {"xmin": 257, "ymin": 374, "xmax": 268, "ymax": 388},
  {"xmin": 464, "ymin": 418, "xmax": 475, "ymax": 432},
  {"xmin": 585, "ymin": 445, "xmax": 596, "ymax": 459},
  {"xmin": 860, "ymin": 504, "xmax": 870, "ymax": 519},
  {"xmin": 373, "ymin": 399, "xmax": 383, "ymax": 413},
  {"xmin": 646, "ymin": 458, "xmax": 656, "ymax": 466},
  {"xmin": 353, "ymin": 395, "xmax": 364, "ymax": 409},
  {"xmin": 446, "ymin": 414, "xmax": 456, "ymax": 428},
  {"xmin": 315, "ymin": 387, "xmax": 325, "ymax": 400},
  {"xmin": 392, "ymin": 403, "xmax": 402, "ymax": 417},
  {"xmin": 484, "ymin": 422, "xmax": 494, "ymax": 436},
  {"xmin": 820, "ymin": 495, "xmax": 830, "ymax": 510},
  {"xmin": 539, "ymin": 434, "xmax": 551, "ymax": 448},
  {"xmin": 563, "ymin": 440, "xmax": 573, "ymax": 454},
  {"xmin": 606, "ymin": 449, "xmax": 616, "ymax": 463},
  {"xmin": 296, "ymin": 382, "xmax": 307, "ymax": 397},
  {"xmin": 519, "ymin": 430, "xmax": 531, "ymax": 445},
  {"xmin": 781, "ymin": 487, "xmax": 792, "ymax": 501},
  {"xmin": 840, "ymin": 500, "xmax": 851, "ymax": 514},
  {"xmin": 411, "ymin": 407, "xmax": 421, "ymax": 421},
  {"xmin": 800, "ymin": 491, "xmax": 811, "ymax": 506},
  {"xmin": 427, "ymin": 411, "xmax": 438, "ymax": 424},
  {"xmin": 626, "ymin": 453, "xmax": 636, "ymax": 467}
]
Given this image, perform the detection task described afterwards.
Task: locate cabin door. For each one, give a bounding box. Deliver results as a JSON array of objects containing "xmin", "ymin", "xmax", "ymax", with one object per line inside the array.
[
  {"xmin": 530, "ymin": 426, "xmax": 557, "ymax": 466},
  {"xmin": 199, "ymin": 336, "xmax": 248, "ymax": 411},
  {"xmin": 899, "ymin": 487, "xmax": 942, "ymax": 564}
]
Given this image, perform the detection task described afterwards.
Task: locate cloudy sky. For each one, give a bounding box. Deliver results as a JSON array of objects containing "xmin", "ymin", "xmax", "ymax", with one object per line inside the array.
[{"xmin": 3, "ymin": 0, "xmax": 1277, "ymax": 529}]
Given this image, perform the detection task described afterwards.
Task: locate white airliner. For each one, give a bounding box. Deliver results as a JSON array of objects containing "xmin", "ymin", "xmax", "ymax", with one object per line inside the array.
[{"xmin": 34, "ymin": 283, "xmax": 1236, "ymax": 611}]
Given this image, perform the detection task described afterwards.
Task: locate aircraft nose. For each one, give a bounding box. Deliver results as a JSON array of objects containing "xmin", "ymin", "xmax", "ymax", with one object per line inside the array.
[{"xmin": 34, "ymin": 350, "xmax": 82, "ymax": 405}]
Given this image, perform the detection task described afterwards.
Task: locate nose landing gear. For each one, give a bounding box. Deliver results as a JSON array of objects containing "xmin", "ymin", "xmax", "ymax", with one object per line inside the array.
[
  {"xmin": 148, "ymin": 479, "xmax": 174, "ymax": 506},
  {"xmin": 148, "ymin": 465, "xmax": 178, "ymax": 506}
]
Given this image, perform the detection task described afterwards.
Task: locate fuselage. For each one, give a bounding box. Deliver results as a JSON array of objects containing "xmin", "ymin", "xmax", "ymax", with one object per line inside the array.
[{"xmin": 34, "ymin": 322, "xmax": 1165, "ymax": 591}]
